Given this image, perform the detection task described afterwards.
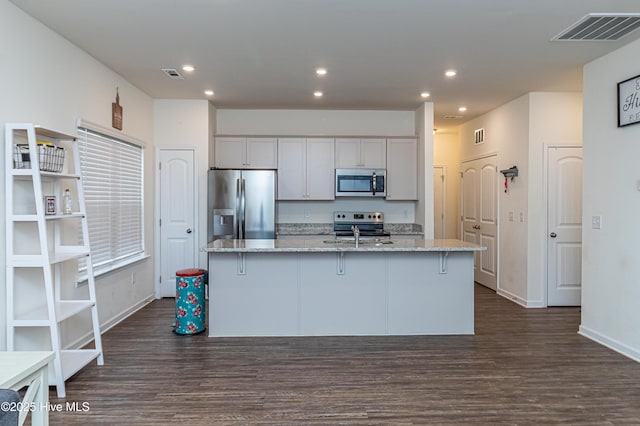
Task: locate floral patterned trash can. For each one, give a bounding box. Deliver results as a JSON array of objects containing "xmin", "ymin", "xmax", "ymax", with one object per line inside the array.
[{"xmin": 174, "ymin": 268, "xmax": 206, "ymax": 335}]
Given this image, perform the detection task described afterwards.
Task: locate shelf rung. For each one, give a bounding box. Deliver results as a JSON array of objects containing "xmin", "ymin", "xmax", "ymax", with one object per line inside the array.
[
  {"xmin": 12, "ymin": 300, "xmax": 94, "ymax": 323},
  {"xmin": 58, "ymin": 349, "xmax": 102, "ymax": 381},
  {"xmin": 9, "ymin": 250, "xmax": 90, "ymax": 266}
]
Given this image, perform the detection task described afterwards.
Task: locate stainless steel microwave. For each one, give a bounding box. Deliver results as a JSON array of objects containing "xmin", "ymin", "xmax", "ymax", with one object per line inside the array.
[{"xmin": 335, "ymin": 168, "xmax": 386, "ymax": 197}]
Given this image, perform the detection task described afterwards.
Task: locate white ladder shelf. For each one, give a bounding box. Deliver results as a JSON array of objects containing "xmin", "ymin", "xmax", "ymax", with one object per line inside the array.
[{"xmin": 5, "ymin": 122, "xmax": 104, "ymax": 398}]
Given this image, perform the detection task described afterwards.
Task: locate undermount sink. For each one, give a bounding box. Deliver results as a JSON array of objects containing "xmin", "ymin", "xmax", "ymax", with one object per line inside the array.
[{"xmin": 323, "ymin": 239, "xmax": 394, "ymax": 245}]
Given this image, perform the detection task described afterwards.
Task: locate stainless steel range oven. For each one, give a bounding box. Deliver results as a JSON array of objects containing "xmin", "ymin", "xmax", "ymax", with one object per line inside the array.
[{"xmin": 333, "ymin": 211, "xmax": 390, "ymax": 239}]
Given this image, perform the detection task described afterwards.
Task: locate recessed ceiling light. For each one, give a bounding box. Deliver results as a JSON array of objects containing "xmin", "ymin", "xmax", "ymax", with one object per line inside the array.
[
  {"xmin": 182, "ymin": 65, "xmax": 195, "ymax": 72},
  {"xmin": 314, "ymin": 91, "xmax": 323, "ymax": 97},
  {"xmin": 316, "ymin": 68, "xmax": 327, "ymax": 76},
  {"xmin": 445, "ymin": 70, "xmax": 457, "ymax": 77},
  {"xmin": 204, "ymin": 90, "xmax": 214, "ymax": 96},
  {"xmin": 458, "ymin": 106, "xmax": 467, "ymax": 112},
  {"xmin": 421, "ymin": 92, "xmax": 430, "ymax": 98}
]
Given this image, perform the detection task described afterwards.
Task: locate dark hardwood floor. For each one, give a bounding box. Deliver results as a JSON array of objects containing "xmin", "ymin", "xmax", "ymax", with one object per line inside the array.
[{"xmin": 46, "ymin": 284, "xmax": 640, "ymax": 425}]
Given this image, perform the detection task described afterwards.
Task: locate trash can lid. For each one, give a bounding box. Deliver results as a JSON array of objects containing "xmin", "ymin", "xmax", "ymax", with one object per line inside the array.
[{"xmin": 176, "ymin": 268, "xmax": 204, "ymax": 277}]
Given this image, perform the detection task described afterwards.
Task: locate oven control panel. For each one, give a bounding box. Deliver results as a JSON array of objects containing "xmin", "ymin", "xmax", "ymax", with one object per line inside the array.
[{"xmin": 334, "ymin": 211, "xmax": 384, "ymax": 224}]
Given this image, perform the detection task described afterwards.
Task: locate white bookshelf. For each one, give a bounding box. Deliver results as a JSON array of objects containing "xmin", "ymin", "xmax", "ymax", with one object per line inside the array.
[{"xmin": 5, "ymin": 122, "xmax": 104, "ymax": 398}]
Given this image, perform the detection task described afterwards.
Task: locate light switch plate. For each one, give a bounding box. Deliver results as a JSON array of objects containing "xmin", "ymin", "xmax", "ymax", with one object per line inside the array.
[{"xmin": 592, "ymin": 215, "xmax": 601, "ymax": 229}]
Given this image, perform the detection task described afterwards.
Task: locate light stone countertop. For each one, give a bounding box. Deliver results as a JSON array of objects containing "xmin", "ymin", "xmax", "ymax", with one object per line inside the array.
[{"xmin": 204, "ymin": 238, "xmax": 484, "ymax": 253}]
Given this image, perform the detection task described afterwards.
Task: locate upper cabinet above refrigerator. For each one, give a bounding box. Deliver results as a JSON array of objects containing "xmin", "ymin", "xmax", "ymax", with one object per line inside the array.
[{"xmin": 214, "ymin": 136, "xmax": 277, "ymax": 169}]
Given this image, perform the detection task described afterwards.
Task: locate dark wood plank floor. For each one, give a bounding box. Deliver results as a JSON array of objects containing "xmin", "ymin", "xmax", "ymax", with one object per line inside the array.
[{"xmin": 46, "ymin": 284, "xmax": 640, "ymax": 425}]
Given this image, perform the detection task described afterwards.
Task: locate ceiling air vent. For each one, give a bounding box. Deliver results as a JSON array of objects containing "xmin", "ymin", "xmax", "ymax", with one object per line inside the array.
[
  {"xmin": 443, "ymin": 115, "xmax": 463, "ymax": 120},
  {"xmin": 162, "ymin": 68, "xmax": 184, "ymax": 80},
  {"xmin": 553, "ymin": 13, "xmax": 640, "ymax": 41}
]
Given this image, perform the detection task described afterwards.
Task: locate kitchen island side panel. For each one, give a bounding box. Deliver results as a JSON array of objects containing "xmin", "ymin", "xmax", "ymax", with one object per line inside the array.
[
  {"xmin": 299, "ymin": 253, "xmax": 387, "ymax": 335},
  {"xmin": 387, "ymin": 252, "xmax": 474, "ymax": 334},
  {"xmin": 209, "ymin": 253, "xmax": 299, "ymax": 336},
  {"xmin": 208, "ymin": 250, "xmax": 475, "ymax": 337}
]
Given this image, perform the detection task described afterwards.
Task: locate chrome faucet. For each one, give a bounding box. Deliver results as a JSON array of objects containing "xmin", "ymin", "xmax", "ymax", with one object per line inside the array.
[{"xmin": 351, "ymin": 225, "xmax": 360, "ymax": 248}]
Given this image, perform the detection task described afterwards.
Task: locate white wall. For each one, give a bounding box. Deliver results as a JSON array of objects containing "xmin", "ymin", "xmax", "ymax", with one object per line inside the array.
[
  {"xmin": 434, "ymin": 131, "xmax": 460, "ymax": 239},
  {"xmin": 415, "ymin": 103, "xmax": 435, "ymax": 237},
  {"xmin": 216, "ymin": 109, "xmax": 421, "ymax": 224},
  {"xmin": 581, "ymin": 38, "xmax": 640, "ymax": 362},
  {"xmin": 217, "ymin": 109, "xmax": 415, "ymax": 136},
  {"xmin": 154, "ymin": 100, "xmax": 214, "ymax": 272},
  {"xmin": 458, "ymin": 92, "xmax": 582, "ymax": 307},
  {"xmin": 527, "ymin": 92, "xmax": 583, "ymax": 305},
  {"xmin": 0, "ymin": 0, "xmax": 155, "ymax": 351},
  {"xmin": 459, "ymin": 95, "xmax": 530, "ymax": 303}
]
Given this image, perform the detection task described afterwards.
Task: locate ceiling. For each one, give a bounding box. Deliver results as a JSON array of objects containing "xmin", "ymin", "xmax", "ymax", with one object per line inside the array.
[{"xmin": 11, "ymin": 0, "xmax": 640, "ymax": 131}]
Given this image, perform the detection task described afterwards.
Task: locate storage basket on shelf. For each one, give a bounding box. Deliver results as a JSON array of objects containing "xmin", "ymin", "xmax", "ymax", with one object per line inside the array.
[{"xmin": 13, "ymin": 141, "xmax": 65, "ymax": 172}]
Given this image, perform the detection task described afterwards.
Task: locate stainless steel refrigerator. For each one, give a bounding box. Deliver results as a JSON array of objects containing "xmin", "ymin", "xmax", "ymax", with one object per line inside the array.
[{"xmin": 207, "ymin": 169, "xmax": 277, "ymax": 241}]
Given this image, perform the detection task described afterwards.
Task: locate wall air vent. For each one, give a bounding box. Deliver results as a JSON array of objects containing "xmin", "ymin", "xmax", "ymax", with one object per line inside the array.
[
  {"xmin": 162, "ymin": 68, "xmax": 184, "ymax": 80},
  {"xmin": 474, "ymin": 128, "xmax": 485, "ymax": 144},
  {"xmin": 552, "ymin": 13, "xmax": 640, "ymax": 41}
]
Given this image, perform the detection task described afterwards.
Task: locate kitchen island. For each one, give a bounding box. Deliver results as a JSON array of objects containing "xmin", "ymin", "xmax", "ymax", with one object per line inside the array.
[{"xmin": 204, "ymin": 239, "xmax": 484, "ymax": 337}]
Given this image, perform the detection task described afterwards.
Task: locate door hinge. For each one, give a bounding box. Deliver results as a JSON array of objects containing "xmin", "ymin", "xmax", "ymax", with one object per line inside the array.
[
  {"xmin": 459, "ymin": 172, "xmax": 463, "ymax": 178},
  {"xmin": 159, "ymin": 275, "xmax": 161, "ymax": 283},
  {"xmin": 158, "ymin": 162, "xmax": 162, "ymax": 170},
  {"xmin": 159, "ymin": 219, "xmax": 161, "ymax": 227}
]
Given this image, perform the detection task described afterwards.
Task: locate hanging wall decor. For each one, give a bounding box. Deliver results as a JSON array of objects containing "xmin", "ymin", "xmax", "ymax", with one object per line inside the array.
[
  {"xmin": 617, "ymin": 73, "xmax": 640, "ymax": 127},
  {"xmin": 112, "ymin": 87, "xmax": 123, "ymax": 130}
]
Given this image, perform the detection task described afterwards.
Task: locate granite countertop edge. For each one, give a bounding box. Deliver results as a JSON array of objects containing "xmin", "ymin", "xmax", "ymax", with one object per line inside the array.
[{"xmin": 204, "ymin": 238, "xmax": 485, "ymax": 253}]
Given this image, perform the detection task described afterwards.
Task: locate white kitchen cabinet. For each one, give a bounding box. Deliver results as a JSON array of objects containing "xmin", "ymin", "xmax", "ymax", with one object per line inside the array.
[
  {"xmin": 386, "ymin": 138, "xmax": 418, "ymax": 200},
  {"xmin": 335, "ymin": 138, "xmax": 386, "ymax": 169},
  {"xmin": 214, "ymin": 136, "xmax": 277, "ymax": 169},
  {"xmin": 277, "ymin": 137, "xmax": 334, "ymax": 200}
]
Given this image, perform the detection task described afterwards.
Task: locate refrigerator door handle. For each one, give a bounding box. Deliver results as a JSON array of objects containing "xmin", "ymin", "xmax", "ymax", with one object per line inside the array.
[
  {"xmin": 235, "ymin": 178, "xmax": 242, "ymax": 239},
  {"xmin": 239, "ymin": 178, "xmax": 246, "ymax": 239}
]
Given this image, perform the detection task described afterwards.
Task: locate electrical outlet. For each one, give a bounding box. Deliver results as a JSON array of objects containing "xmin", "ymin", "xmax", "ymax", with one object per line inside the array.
[
  {"xmin": 508, "ymin": 211, "xmax": 514, "ymax": 222},
  {"xmin": 519, "ymin": 212, "xmax": 524, "ymax": 223}
]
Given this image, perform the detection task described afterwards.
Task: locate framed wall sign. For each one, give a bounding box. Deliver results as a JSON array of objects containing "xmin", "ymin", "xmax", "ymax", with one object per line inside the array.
[
  {"xmin": 112, "ymin": 87, "xmax": 123, "ymax": 130},
  {"xmin": 617, "ymin": 73, "xmax": 640, "ymax": 127}
]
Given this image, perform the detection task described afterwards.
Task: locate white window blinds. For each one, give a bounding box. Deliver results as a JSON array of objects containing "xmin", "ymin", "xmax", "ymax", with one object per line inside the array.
[{"xmin": 77, "ymin": 127, "xmax": 144, "ymax": 275}]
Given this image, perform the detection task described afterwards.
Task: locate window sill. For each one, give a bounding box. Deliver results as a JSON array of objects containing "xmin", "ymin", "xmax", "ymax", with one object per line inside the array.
[{"xmin": 76, "ymin": 254, "xmax": 151, "ymax": 287}]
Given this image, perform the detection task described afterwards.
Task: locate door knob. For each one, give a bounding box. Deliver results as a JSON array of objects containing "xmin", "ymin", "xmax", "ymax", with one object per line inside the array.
[
  {"xmin": 549, "ymin": 232, "xmax": 557, "ymax": 238},
  {"xmin": 186, "ymin": 228, "xmax": 193, "ymax": 234}
]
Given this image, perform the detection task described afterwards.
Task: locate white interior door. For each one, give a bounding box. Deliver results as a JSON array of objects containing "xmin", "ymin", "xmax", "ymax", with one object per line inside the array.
[
  {"xmin": 159, "ymin": 149, "xmax": 197, "ymax": 297},
  {"xmin": 433, "ymin": 166, "xmax": 445, "ymax": 239},
  {"xmin": 547, "ymin": 146, "xmax": 583, "ymax": 306},
  {"xmin": 461, "ymin": 156, "xmax": 498, "ymax": 290}
]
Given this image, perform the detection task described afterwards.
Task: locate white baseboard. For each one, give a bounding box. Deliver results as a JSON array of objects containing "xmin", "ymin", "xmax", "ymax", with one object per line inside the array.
[
  {"xmin": 579, "ymin": 325, "xmax": 640, "ymax": 363},
  {"xmin": 496, "ymin": 288, "xmax": 545, "ymax": 308},
  {"xmin": 65, "ymin": 295, "xmax": 156, "ymax": 350}
]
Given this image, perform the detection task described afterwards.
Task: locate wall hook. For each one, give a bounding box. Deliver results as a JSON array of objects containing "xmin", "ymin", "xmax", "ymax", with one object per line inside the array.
[{"xmin": 500, "ymin": 166, "xmax": 518, "ymax": 193}]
